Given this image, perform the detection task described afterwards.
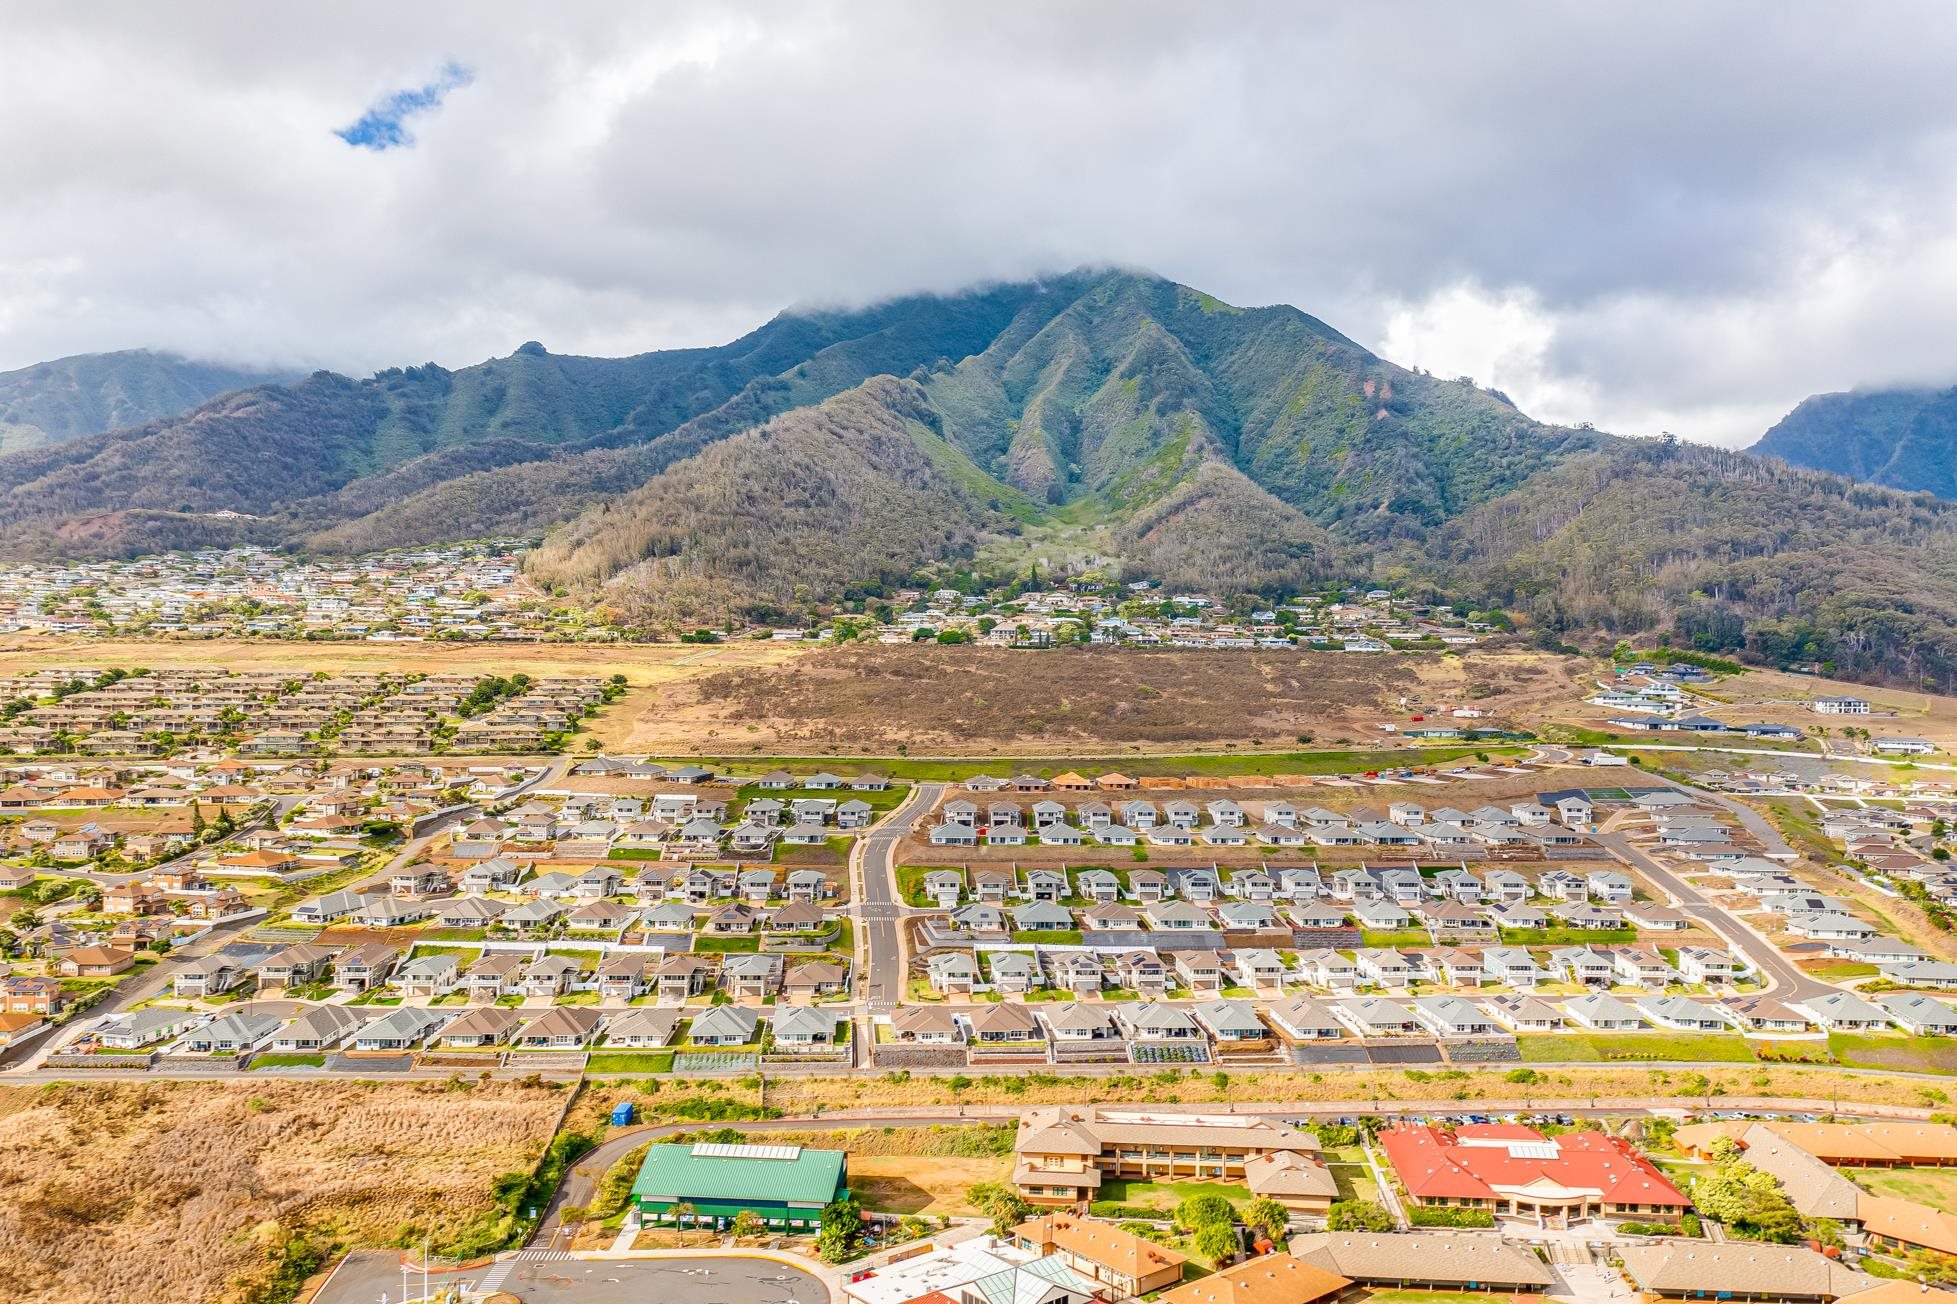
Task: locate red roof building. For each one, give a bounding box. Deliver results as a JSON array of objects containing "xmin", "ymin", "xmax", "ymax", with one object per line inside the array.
[{"xmin": 1378, "ymin": 1122, "xmax": 1689, "ymax": 1228}]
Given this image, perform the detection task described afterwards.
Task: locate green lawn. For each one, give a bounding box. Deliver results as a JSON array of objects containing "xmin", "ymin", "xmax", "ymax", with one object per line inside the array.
[
  {"xmin": 694, "ymin": 935, "xmax": 760, "ymax": 953},
  {"xmin": 1516, "ymin": 1032, "xmax": 1758, "ymax": 1063},
  {"xmin": 251, "ymin": 1053, "xmax": 326, "ymax": 1068},
  {"xmin": 1095, "ymin": 1178, "xmax": 1251, "ymax": 1210},
  {"xmin": 1829, "ymin": 1033, "xmax": 1957, "ymax": 1074},
  {"xmin": 1500, "ymin": 927, "xmax": 1638, "ymax": 946},
  {"xmin": 1853, "ymin": 1167, "xmax": 1957, "ymax": 1208},
  {"xmin": 1359, "ymin": 929, "xmax": 1430, "ymax": 948},
  {"xmin": 584, "ymin": 1051, "xmax": 676, "ymax": 1074},
  {"xmin": 1011, "ymin": 929, "xmax": 1084, "ymax": 946},
  {"xmin": 895, "ymin": 865, "xmax": 943, "ymax": 907}
]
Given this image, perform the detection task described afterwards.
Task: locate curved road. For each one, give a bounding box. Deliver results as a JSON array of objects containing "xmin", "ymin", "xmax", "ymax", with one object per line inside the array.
[{"xmin": 853, "ymin": 782, "xmax": 942, "ymax": 1013}]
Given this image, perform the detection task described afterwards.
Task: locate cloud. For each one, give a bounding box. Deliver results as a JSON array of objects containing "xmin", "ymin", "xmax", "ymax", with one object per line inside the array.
[
  {"xmin": 1, "ymin": 2, "xmax": 1956, "ymax": 449},
  {"xmin": 333, "ymin": 61, "xmax": 472, "ymax": 151}
]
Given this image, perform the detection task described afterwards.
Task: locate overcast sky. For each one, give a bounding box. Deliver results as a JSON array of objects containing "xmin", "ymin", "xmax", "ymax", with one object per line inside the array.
[{"xmin": 5, "ymin": 3, "xmax": 1957, "ymax": 446}]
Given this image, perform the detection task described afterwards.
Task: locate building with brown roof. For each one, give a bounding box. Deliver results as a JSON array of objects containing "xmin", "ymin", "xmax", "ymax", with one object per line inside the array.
[
  {"xmin": 1013, "ymin": 1106, "xmax": 1320, "ymax": 1208},
  {"xmin": 1012, "ymin": 1214, "xmax": 1188, "ymax": 1297},
  {"xmin": 1617, "ymin": 1244, "xmax": 1879, "ymax": 1303},
  {"xmin": 57, "ymin": 945, "xmax": 135, "ymax": 977},
  {"xmin": 1288, "ymin": 1232, "xmax": 1553, "ymax": 1292},
  {"xmin": 1159, "ymin": 1253, "xmax": 1348, "ymax": 1304}
]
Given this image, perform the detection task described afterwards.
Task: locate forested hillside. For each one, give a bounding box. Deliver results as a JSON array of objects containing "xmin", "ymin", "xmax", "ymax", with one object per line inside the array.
[
  {"xmin": 5, "ymin": 269, "xmax": 1957, "ymax": 685},
  {"xmin": 0, "ymin": 349, "xmax": 289, "ymax": 454},
  {"xmin": 1755, "ymin": 384, "xmax": 1957, "ymax": 498}
]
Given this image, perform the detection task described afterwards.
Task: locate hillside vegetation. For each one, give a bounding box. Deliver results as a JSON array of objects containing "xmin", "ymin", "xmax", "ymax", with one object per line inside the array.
[
  {"xmin": 0, "ymin": 349, "xmax": 290, "ymax": 454},
  {"xmin": 6, "ymin": 269, "xmax": 1957, "ymax": 685},
  {"xmin": 1755, "ymin": 383, "xmax": 1957, "ymax": 499}
]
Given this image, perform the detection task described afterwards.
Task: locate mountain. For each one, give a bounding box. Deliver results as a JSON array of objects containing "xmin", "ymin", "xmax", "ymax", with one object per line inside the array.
[
  {"xmin": 0, "ymin": 349, "xmax": 292, "ymax": 454},
  {"xmin": 1754, "ymin": 385, "xmax": 1957, "ymax": 498},
  {"xmin": 8, "ymin": 268, "xmax": 1957, "ymax": 687}
]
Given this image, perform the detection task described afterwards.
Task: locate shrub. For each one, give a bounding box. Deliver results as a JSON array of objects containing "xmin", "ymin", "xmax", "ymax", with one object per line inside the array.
[
  {"xmin": 1327, "ymin": 1200, "xmax": 1394, "ymax": 1232},
  {"xmin": 1409, "ymin": 1207, "xmax": 1495, "ymax": 1229}
]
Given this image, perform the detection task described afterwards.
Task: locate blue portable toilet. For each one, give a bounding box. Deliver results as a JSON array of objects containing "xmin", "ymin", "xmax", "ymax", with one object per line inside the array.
[{"xmin": 610, "ymin": 1100, "xmax": 636, "ymax": 1126}]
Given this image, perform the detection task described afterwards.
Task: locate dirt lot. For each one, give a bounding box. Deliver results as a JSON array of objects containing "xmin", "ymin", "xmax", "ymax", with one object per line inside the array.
[
  {"xmin": 630, "ymin": 645, "xmax": 1588, "ymax": 755},
  {"xmin": 848, "ymin": 1154, "xmax": 1011, "ymax": 1215},
  {"xmin": 0, "ymin": 1077, "xmax": 569, "ymax": 1304}
]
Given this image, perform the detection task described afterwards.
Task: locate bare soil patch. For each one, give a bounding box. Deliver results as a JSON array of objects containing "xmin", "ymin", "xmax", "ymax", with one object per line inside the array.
[{"xmin": 636, "ymin": 645, "xmax": 1584, "ymax": 755}]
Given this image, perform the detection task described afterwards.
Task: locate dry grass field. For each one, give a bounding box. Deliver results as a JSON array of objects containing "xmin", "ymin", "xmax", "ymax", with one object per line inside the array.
[
  {"xmin": 631, "ymin": 644, "xmax": 1589, "ymax": 755},
  {"xmin": 651, "ymin": 1060, "xmax": 1954, "ymax": 1118},
  {"xmin": 1704, "ymin": 666, "xmax": 1957, "ymax": 749},
  {"xmin": 0, "ymin": 636, "xmax": 804, "ymax": 752},
  {"xmin": 846, "ymin": 1155, "xmax": 1010, "ymax": 1215},
  {"xmin": 0, "ymin": 1078, "xmax": 569, "ymax": 1304}
]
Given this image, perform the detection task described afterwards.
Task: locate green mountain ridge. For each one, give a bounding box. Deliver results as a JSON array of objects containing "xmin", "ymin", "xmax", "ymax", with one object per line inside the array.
[
  {"xmin": 1754, "ymin": 384, "xmax": 1957, "ymax": 498},
  {"xmin": 0, "ymin": 349, "xmax": 293, "ymax": 454},
  {"xmin": 4, "ymin": 269, "xmax": 1957, "ymax": 686}
]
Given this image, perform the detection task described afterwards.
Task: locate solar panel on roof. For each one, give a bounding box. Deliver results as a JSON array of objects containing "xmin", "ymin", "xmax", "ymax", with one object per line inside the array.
[
  {"xmin": 690, "ymin": 1142, "xmax": 802, "ymax": 1161},
  {"xmin": 1506, "ymin": 1140, "xmax": 1561, "ymax": 1160}
]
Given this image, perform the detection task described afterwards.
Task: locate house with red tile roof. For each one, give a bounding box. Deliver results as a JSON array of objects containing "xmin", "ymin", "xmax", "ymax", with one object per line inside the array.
[{"xmin": 1378, "ymin": 1122, "xmax": 1689, "ymax": 1228}]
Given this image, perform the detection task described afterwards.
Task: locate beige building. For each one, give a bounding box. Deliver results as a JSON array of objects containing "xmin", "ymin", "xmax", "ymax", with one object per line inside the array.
[{"xmin": 1012, "ymin": 1106, "xmax": 1330, "ymax": 1209}]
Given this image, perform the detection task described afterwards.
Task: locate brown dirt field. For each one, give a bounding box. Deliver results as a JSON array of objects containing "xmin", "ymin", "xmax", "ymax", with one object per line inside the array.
[
  {"xmin": 0, "ymin": 1077, "xmax": 569, "ymax": 1304},
  {"xmin": 629, "ymin": 645, "xmax": 1588, "ymax": 755},
  {"xmin": 848, "ymin": 1154, "xmax": 1010, "ymax": 1215}
]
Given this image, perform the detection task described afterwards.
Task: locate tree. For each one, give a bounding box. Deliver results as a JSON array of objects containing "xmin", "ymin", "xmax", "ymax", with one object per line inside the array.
[
  {"xmin": 1174, "ymin": 1193, "xmax": 1237, "ymax": 1232},
  {"xmin": 1326, "ymin": 1200, "xmax": 1393, "ymax": 1232},
  {"xmin": 1192, "ymin": 1222, "xmax": 1240, "ymax": 1266},
  {"xmin": 667, "ymin": 1201, "xmax": 697, "ymax": 1226},
  {"xmin": 731, "ymin": 1210, "xmax": 766, "ymax": 1239},
  {"xmin": 816, "ymin": 1196, "xmax": 865, "ymax": 1263},
  {"xmin": 1242, "ymin": 1197, "xmax": 1290, "ymax": 1245},
  {"xmin": 965, "ymin": 1182, "xmax": 1032, "ymax": 1236},
  {"xmin": 1693, "ymin": 1160, "xmax": 1802, "ymax": 1242}
]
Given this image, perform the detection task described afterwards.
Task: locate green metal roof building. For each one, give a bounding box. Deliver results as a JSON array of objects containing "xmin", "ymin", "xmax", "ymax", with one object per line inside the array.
[{"xmin": 630, "ymin": 1142, "xmax": 848, "ymax": 1230}]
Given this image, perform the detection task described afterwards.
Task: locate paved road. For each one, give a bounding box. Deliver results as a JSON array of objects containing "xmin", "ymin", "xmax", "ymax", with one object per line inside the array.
[
  {"xmin": 854, "ymin": 782, "xmax": 942, "ymax": 1013},
  {"xmin": 317, "ymin": 1249, "xmax": 826, "ymax": 1304},
  {"xmin": 1595, "ymin": 830, "xmax": 1826, "ymax": 1001}
]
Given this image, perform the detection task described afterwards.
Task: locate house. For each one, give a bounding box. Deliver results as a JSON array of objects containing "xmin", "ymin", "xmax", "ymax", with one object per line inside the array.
[
  {"xmin": 439, "ymin": 1006, "xmax": 523, "ymax": 1047},
  {"xmin": 177, "ymin": 1011, "xmax": 281, "ymax": 1055},
  {"xmin": 1487, "ymin": 994, "xmax": 1564, "ymax": 1032},
  {"xmin": 1335, "ymin": 997, "xmax": 1420, "ymax": 1036},
  {"xmin": 771, "ymin": 1005, "xmax": 841, "ymax": 1047},
  {"xmin": 515, "ymin": 1005, "xmax": 603, "ymax": 1049},
  {"xmin": 56, "ymin": 945, "xmax": 134, "ymax": 978},
  {"xmin": 784, "ymin": 959, "xmax": 849, "ymax": 999},
  {"xmin": 687, "ymin": 1004, "xmax": 760, "ymax": 1046},
  {"xmin": 721, "ymin": 952, "xmax": 784, "ymax": 998},
  {"xmin": 1267, "ymin": 996, "xmax": 1344, "ymax": 1041},
  {"xmin": 94, "ymin": 1008, "xmax": 199, "ymax": 1050},
  {"xmin": 1795, "ymin": 990, "xmax": 1889, "ymax": 1031},
  {"xmin": 174, "ymin": 952, "xmax": 254, "ymax": 999},
  {"xmin": 1636, "ymin": 995, "xmax": 1728, "ymax": 1031},
  {"xmin": 271, "ymin": 1004, "xmax": 364, "ymax": 1053},
  {"xmin": 397, "ymin": 953, "xmax": 462, "ymax": 998},
  {"xmin": 1722, "ymin": 997, "xmax": 1810, "ymax": 1033},
  {"xmin": 351, "ymin": 1007, "xmax": 451, "ymax": 1052},
  {"xmin": 1566, "ymin": 993, "xmax": 1644, "ymax": 1030},
  {"xmin": 1411, "ymin": 995, "xmax": 1496, "ymax": 1037},
  {"xmin": 654, "ymin": 954, "xmax": 716, "ymax": 1002},
  {"xmin": 889, "ymin": 1005, "xmax": 962, "ymax": 1044},
  {"xmin": 522, "ymin": 955, "xmax": 582, "ymax": 998},
  {"xmin": 603, "ymin": 1006, "xmax": 682, "ymax": 1049},
  {"xmin": 1879, "ymin": 992, "xmax": 1957, "ymax": 1036}
]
